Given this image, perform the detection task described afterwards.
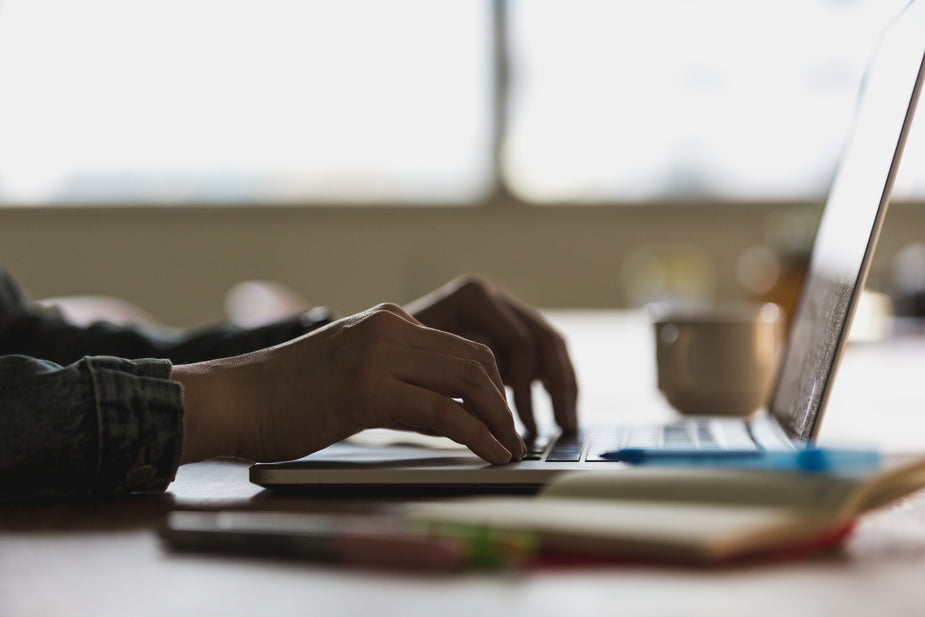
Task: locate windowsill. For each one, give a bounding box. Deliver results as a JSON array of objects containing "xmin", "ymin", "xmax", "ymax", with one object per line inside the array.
[{"xmin": 2, "ymin": 198, "xmax": 922, "ymax": 326}]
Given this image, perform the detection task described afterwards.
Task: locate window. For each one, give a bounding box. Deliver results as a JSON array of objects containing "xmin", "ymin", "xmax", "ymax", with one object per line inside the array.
[
  {"xmin": 0, "ymin": 0, "xmax": 492, "ymax": 204},
  {"xmin": 0, "ymin": 0, "xmax": 922, "ymax": 205},
  {"xmin": 504, "ymin": 0, "xmax": 925, "ymax": 202}
]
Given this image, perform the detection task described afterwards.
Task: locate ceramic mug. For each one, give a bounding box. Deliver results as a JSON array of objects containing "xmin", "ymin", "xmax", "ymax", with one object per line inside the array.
[{"xmin": 651, "ymin": 302, "xmax": 783, "ymax": 417}]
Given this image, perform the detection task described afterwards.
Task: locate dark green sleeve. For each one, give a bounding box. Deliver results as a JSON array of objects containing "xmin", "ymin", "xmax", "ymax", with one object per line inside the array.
[
  {"xmin": 0, "ymin": 355, "xmax": 183, "ymax": 502},
  {"xmin": 0, "ymin": 268, "xmax": 334, "ymax": 365}
]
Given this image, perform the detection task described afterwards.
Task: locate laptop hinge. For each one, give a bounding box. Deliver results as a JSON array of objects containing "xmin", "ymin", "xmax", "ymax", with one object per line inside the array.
[{"xmin": 748, "ymin": 416, "xmax": 798, "ymax": 451}]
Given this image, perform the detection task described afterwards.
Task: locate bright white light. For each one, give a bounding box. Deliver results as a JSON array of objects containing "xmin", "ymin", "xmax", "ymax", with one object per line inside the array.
[
  {"xmin": 505, "ymin": 0, "xmax": 923, "ymax": 202},
  {"xmin": 0, "ymin": 0, "xmax": 491, "ymax": 203},
  {"xmin": 2, "ymin": 1, "xmax": 923, "ymax": 205}
]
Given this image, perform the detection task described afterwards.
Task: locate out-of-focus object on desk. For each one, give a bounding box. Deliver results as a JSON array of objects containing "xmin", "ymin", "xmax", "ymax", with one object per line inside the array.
[
  {"xmin": 160, "ymin": 511, "xmax": 534, "ymax": 571},
  {"xmin": 649, "ymin": 301, "xmax": 782, "ymax": 416},
  {"xmin": 890, "ymin": 243, "xmax": 925, "ymax": 319},
  {"xmin": 619, "ymin": 244, "xmax": 715, "ymax": 308},
  {"xmin": 224, "ymin": 279, "xmax": 312, "ymax": 327},
  {"xmin": 738, "ymin": 206, "xmax": 818, "ymax": 333},
  {"xmin": 37, "ymin": 295, "xmax": 162, "ymax": 327}
]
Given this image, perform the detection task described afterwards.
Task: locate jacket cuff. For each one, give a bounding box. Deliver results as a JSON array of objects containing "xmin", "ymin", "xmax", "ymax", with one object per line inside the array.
[{"xmin": 84, "ymin": 356, "xmax": 183, "ymax": 495}]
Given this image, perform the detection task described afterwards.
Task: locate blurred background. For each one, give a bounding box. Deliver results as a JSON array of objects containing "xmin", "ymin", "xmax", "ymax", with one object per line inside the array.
[{"xmin": 1, "ymin": 0, "xmax": 924, "ymax": 327}]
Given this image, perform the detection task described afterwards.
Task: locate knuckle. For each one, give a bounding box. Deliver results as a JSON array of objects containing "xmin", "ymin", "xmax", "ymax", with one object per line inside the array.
[
  {"xmin": 537, "ymin": 328, "xmax": 559, "ymax": 349},
  {"xmin": 367, "ymin": 307, "xmax": 395, "ymax": 323},
  {"xmin": 457, "ymin": 272, "xmax": 487, "ymax": 287},
  {"xmin": 471, "ymin": 341, "xmax": 496, "ymax": 365},
  {"xmin": 455, "ymin": 274, "xmax": 492, "ymax": 299},
  {"xmin": 373, "ymin": 302, "xmax": 405, "ymax": 315},
  {"xmin": 360, "ymin": 306, "xmax": 404, "ymax": 333},
  {"xmin": 430, "ymin": 396, "xmax": 459, "ymax": 429},
  {"xmin": 542, "ymin": 333, "xmax": 571, "ymax": 362},
  {"xmin": 551, "ymin": 334, "xmax": 572, "ymax": 360},
  {"xmin": 471, "ymin": 340, "xmax": 492, "ymax": 356},
  {"xmin": 461, "ymin": 358, "xmax": 488, "ymax": 386}
]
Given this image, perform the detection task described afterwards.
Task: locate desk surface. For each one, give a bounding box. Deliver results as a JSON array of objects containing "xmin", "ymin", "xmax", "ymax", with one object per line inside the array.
[{"xmin": 3, "ymin": 311, "xmax": 925, "ymax": 617}]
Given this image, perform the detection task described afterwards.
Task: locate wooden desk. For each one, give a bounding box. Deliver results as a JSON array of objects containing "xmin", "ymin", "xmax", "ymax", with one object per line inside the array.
[{"xmin": 3, "ymin": 311, "xmax": 925, "ymax": 617}]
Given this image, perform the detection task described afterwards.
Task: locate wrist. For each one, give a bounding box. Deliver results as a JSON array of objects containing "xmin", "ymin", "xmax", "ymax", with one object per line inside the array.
[{"xmin": 172, "ymin": 361, "xmax": 242, "ymax": 464}]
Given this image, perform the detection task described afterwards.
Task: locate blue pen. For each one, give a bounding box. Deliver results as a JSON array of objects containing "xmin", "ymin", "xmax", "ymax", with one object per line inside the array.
[{"xmin": 600, "ymin": 447, "xmax": 882, "ymax": 473}]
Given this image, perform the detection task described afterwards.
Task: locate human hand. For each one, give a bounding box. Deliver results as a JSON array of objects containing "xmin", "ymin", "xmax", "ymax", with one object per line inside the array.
[
  {"xmin": 173, "ymin": 303, "xmax": 527, "ymax": 465},
  {"xmin": 404, "ymin": 275, "xmax": 578, "ymax": 436}
]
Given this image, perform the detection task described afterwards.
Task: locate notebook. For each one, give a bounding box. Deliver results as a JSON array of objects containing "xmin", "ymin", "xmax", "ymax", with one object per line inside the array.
[
  {"xmin": 250, "ymin": 1, "xmax": 925, "ymax": 493},
  {"xmin": 402, "ymin": 455, "xmax": 925, "ymax": 563}
]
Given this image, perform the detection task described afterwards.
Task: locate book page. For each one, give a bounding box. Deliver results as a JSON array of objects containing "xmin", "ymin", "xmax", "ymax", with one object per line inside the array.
[
  {"xmin": 843, "ymin": 456, "xmax": 925, "ymax": 516},
  {"xmin": 541, "ymin": 468, "xmax": 863, "ymax": 516},
  {"xmin": 405, "ymin": 497, "xmax": 832, "ymax": 562}
]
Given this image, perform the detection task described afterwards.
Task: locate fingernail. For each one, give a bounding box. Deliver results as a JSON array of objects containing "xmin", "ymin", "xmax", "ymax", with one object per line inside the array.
[{"xmin": 516, "ymin": 434, "xmax": 527, "ymax": 458}]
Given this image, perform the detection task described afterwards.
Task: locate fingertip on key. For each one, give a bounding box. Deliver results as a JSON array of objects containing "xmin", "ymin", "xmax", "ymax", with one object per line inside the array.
[
  {"xmin": 491, "ymin": 440, "xmax": 513, "ymax": 464},
  {"xmin": 516, "ymin": 434, "xmax": 527, "ymax": 458}
]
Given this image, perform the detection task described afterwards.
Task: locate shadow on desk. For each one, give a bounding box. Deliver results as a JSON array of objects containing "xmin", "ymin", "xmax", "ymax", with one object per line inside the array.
[
  {"xmin": 0, "ymin": 492, "xmax": 177, "ymax": 533},
  {"xmin": 0, "ymin": 459, "xmax": 439, "ymax": 534}
]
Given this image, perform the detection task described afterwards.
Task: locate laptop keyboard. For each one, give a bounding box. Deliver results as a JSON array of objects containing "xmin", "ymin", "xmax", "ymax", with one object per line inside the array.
[{"xmin": 532, "ymin": 421, "xmax": 756, "ymax": 463}]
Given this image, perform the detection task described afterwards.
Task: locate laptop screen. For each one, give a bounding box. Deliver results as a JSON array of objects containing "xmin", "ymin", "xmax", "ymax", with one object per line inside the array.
[{"xmin": 769, "ymin": 1, "xmax": 925, "ymax": 442}]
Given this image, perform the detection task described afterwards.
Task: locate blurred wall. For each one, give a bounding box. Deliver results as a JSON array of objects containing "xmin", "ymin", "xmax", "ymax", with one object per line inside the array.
[{"xmin": 1, "ymin": 200, "xmax": 922, "ymax": 327}]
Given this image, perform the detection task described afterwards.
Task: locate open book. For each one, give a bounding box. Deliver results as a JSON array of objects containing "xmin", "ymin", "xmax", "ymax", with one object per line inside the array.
[{"xmin": 403, "ymin": 457, "xmax": 925, "ymax": 563}]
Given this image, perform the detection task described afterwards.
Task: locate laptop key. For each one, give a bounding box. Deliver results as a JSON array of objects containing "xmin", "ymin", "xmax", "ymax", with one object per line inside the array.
[
  {"xmin": 697, "ymin": 426, "xmax": 718, "ymax": 448},
  {"xmin": 546, "ymin": 433, "xmax": 584, "ymax": 461},
  {"xmin": 546, "ymin": 450, "xmax": 582, "ymax": 462}
]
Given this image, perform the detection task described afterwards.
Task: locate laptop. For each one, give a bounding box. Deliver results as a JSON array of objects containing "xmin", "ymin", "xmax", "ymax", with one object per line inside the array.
[{"xmin": 251, "ymin": 1, "xmax": 925, "ymax": 492}]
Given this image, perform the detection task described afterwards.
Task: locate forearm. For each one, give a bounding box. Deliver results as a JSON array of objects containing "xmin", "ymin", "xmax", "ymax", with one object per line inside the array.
[
  {"xmin": 2, "ymin": 311, "xmax": 332, "ymax": 366},
  {"xmin": 0, "ymin": 268, "xmax": 334, "ymax": 365}
]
